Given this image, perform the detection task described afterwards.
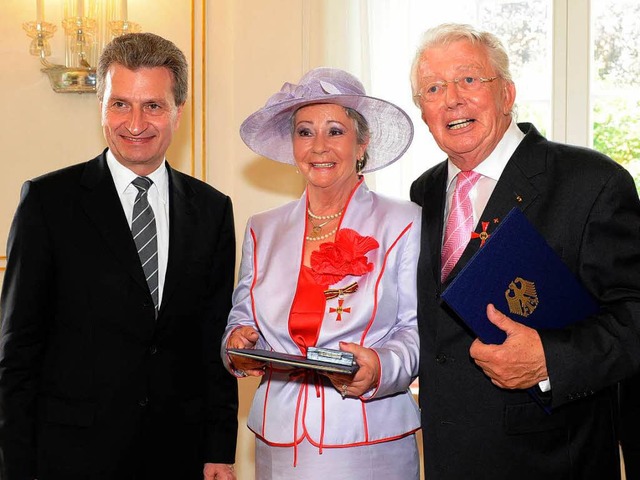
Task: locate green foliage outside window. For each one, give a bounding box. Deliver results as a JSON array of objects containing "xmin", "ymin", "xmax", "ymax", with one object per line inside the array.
[
  {"xmin": 592, "ymin": 0, "xmax": 640, "ymax": 194},
  {"xmin": 592, "ymin": 99, "xmax": 640, "ymax": 194}
]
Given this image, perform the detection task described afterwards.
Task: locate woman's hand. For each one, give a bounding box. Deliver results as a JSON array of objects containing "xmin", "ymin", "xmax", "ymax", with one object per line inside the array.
[
  {"xmin": 226, "ymin": 326, "xmax": 265, "ymax": 376},
  {"xmin": 323, "ymin": 342, "xmax": 380, "ymax": 398}
]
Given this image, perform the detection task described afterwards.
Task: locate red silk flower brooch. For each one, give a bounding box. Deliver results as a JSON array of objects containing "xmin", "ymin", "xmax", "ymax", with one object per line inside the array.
[{"xmin": 309, "ymin": 229, "xmax": 379, "ymax": 286}]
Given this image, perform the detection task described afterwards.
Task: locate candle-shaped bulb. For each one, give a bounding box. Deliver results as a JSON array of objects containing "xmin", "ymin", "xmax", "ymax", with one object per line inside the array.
[
  {"xmin": 36, "ymin": 0, "xmax": 45, "ymax": 22},
  {"xmin": 120, "ymin": 0, "xmax": 128, "ymax": 21}
]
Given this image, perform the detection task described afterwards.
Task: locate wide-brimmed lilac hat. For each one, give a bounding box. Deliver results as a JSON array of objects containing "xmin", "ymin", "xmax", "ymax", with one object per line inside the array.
[{"xmin": 239, "ymin": 67, "xmax": 414, "ymax": 174}]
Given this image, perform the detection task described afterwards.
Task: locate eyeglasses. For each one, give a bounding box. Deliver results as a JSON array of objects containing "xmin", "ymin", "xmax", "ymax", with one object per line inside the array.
[{"xmin": 414, "ymin": 76, "xmax": 499, "ymax": 103}]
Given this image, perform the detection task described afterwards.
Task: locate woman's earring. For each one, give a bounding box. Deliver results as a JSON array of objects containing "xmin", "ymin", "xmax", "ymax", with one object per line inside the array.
[{"xmin": 356, "ymin": 158, "xmax": 364, "ymax": 173}]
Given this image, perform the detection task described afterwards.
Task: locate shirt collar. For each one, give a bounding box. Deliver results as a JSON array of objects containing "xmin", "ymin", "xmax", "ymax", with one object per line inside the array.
[
  {"xmin": 105, "ymin": 149, "xmax": 169, "ymax": 204},
  {"xmin": 446, "ymin": 119, "xmax": 525, "ymax": 189}
]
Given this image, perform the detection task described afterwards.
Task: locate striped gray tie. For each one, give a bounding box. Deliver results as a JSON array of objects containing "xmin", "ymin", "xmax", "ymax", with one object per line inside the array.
[{"xmin": 131, "ymin": 176, "xmax": 159, "ymax": 310}]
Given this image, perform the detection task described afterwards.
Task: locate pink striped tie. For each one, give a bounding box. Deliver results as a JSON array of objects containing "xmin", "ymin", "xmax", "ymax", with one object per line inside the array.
[{"xmin": 441, "ymin": 171, "xmax": 481, "ymax": 282}]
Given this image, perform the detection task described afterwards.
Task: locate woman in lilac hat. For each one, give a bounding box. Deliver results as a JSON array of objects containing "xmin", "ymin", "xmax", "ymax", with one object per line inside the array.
[{"xmin": 222, "ymin": 67, "xmax": 421, "ymax": 479}]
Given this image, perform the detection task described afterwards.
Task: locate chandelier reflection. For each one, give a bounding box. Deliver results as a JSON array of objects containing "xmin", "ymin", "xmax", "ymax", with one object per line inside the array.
[{"xmin": 23, "ymin": 0, "xmax": 141, "ymax": 93}]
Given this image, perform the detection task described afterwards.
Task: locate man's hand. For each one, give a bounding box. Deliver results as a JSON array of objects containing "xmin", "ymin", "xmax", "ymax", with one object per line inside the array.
[
  {"xmin": 203, "ymin": 462, "xmax": 235, "ymax": 480},
  {"xmin": 469, "ymin": 304, "xmax": 548, "ymax": 389}
]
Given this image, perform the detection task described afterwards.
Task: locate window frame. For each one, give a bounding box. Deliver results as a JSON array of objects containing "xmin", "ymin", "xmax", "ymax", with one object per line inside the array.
[{"xmin": 553, "ymin": 0, "xmax": 591, "ymax": 147}]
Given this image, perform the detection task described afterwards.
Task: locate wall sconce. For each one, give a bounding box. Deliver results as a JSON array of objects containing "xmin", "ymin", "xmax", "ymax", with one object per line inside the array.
[{"xmin": 23, "ymin": 0, "xmax": 141, "ymax": 93}]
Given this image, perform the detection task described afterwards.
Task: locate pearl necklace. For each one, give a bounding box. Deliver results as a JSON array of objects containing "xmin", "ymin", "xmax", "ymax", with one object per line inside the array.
[
  {"xmin": 306, "ymin": 206, "xmax": 343, "ymax": 241},
  {"xmin": 306, "ymin": 226, "xmax": 338, "ymax": 242},
  {"xmin": 307, "ymin": 207, "xmax": 343, "ymax": 221}
]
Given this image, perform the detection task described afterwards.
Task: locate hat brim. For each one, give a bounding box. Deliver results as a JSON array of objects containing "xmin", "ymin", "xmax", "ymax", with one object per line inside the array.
[{"xmin": 240, "ymin": 93, "xmax": 413, "ymax": 174}]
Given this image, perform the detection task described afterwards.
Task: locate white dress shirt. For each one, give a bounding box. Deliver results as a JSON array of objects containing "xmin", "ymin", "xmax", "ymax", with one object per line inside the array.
[{"xmin": 106, "ymin": 150, "xmax": 170, "ymax": 307}]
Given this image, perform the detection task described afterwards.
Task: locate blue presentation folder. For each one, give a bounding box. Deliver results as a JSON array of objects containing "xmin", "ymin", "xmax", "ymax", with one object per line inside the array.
[
  {"xmin": 442, "ymin": 207, "xmax": 598, "ymax": 345},
  {"xmin": 441, "ymin": 208, "xmax": 599, "ymax": 411}
]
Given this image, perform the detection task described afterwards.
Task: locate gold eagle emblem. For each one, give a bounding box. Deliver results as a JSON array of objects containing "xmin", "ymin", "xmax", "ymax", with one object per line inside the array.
[{"xmin": 505, "ymin": 277, "xmax": 539, "ymax": 317}]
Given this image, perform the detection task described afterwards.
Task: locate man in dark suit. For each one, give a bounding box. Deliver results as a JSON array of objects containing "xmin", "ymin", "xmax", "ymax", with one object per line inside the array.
[
  {"xmin": 0, "ymin": 33, "xmax": 238, "ymax": 480},
  {"xmin": 409, "ymin": 23, "xmax": 640, "ymax": 479}
]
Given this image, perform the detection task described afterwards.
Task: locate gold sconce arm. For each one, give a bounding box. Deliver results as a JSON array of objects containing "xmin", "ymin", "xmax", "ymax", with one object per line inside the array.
[{"xmin": 23, "ymin": 1, "xmax": 140, "ymax": 94}]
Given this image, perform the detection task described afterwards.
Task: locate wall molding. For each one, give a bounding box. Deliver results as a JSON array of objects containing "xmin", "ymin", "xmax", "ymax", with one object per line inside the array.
[{"xmin": 188, "ymin": 0, "xmax": 207, "ymax": 181}]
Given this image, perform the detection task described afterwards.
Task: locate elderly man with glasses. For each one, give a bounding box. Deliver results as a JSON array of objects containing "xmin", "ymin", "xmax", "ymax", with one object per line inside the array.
[{"xmin": 409, "ymin": 23, "xmax": 640, "ymax": 480}]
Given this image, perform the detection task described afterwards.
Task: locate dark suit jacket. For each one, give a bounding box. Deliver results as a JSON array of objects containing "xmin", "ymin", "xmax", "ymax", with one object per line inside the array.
[
  {"xmin": 620, "ymin": 373, "xmax": 640, "ymax": 479},
  {"xmin": 410, "ymin": 123, "xmax": 640, "ymax": 480},
  {"xmin": 0, "ymin": 151, "xmax": 238, "ymax": 480}
]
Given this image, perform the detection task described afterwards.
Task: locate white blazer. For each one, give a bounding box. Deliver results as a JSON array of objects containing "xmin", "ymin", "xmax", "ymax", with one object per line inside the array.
[{"xmin": 223, "ymin": 180, "xmax": 421, "ymax": 448}]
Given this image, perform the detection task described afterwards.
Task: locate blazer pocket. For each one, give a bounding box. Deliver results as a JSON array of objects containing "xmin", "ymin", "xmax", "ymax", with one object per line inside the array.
[
  {"xmin": 41, "ymin": 396, "xmax": 95, "ymax": 427},
  {"xmin": 504, "ymin": 401, "xmax": 567, "ymax": 434}
]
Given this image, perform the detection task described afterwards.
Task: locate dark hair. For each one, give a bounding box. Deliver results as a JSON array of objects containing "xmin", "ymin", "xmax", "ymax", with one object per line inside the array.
[{"xmin": 96, "ymin": 32, "xmax": 188, "ymax": 105}]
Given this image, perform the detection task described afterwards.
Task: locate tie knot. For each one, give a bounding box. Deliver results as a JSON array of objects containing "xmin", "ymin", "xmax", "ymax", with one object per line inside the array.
[
  {"xmin": 132, "ymin": 176, "xmax": 153, "ymax": 193},
  {"xmin": 455, "ymin": 170, "xmax": 481, "ymax": 194},
  {"xmin": 458, "ymin": 170, "xmax": 481, "ymax": 182}
]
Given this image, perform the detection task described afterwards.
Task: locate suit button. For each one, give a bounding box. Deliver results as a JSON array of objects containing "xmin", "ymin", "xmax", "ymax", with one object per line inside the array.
[
  {"xmin": 138, "ymin": 397, "xmax": 149, "ymax": 407},
  {"xmin": 436, "ymin": 354, "xmax": 447, "ymax": 364},
  {"xmin": 149, "ymin": 345, "xmax": 158, "ymax": 355}
]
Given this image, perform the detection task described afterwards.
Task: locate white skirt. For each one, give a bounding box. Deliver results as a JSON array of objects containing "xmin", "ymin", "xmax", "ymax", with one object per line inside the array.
[{"xmin": 255, "ymin": 433, "xmax": 419, "ymax": 480}]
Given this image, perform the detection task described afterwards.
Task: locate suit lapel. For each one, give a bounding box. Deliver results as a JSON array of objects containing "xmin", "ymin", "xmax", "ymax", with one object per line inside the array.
[
  {"xmin": 79, "ymin": 152, "xmax": 149, "ymax": 294},
  {"xmin": 160, "ymin": 164, "xmax": 196, "ymax": 312},
  {"xmin": 422, "ymin": 163, "xmax": 448, "ymax": 283}
]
